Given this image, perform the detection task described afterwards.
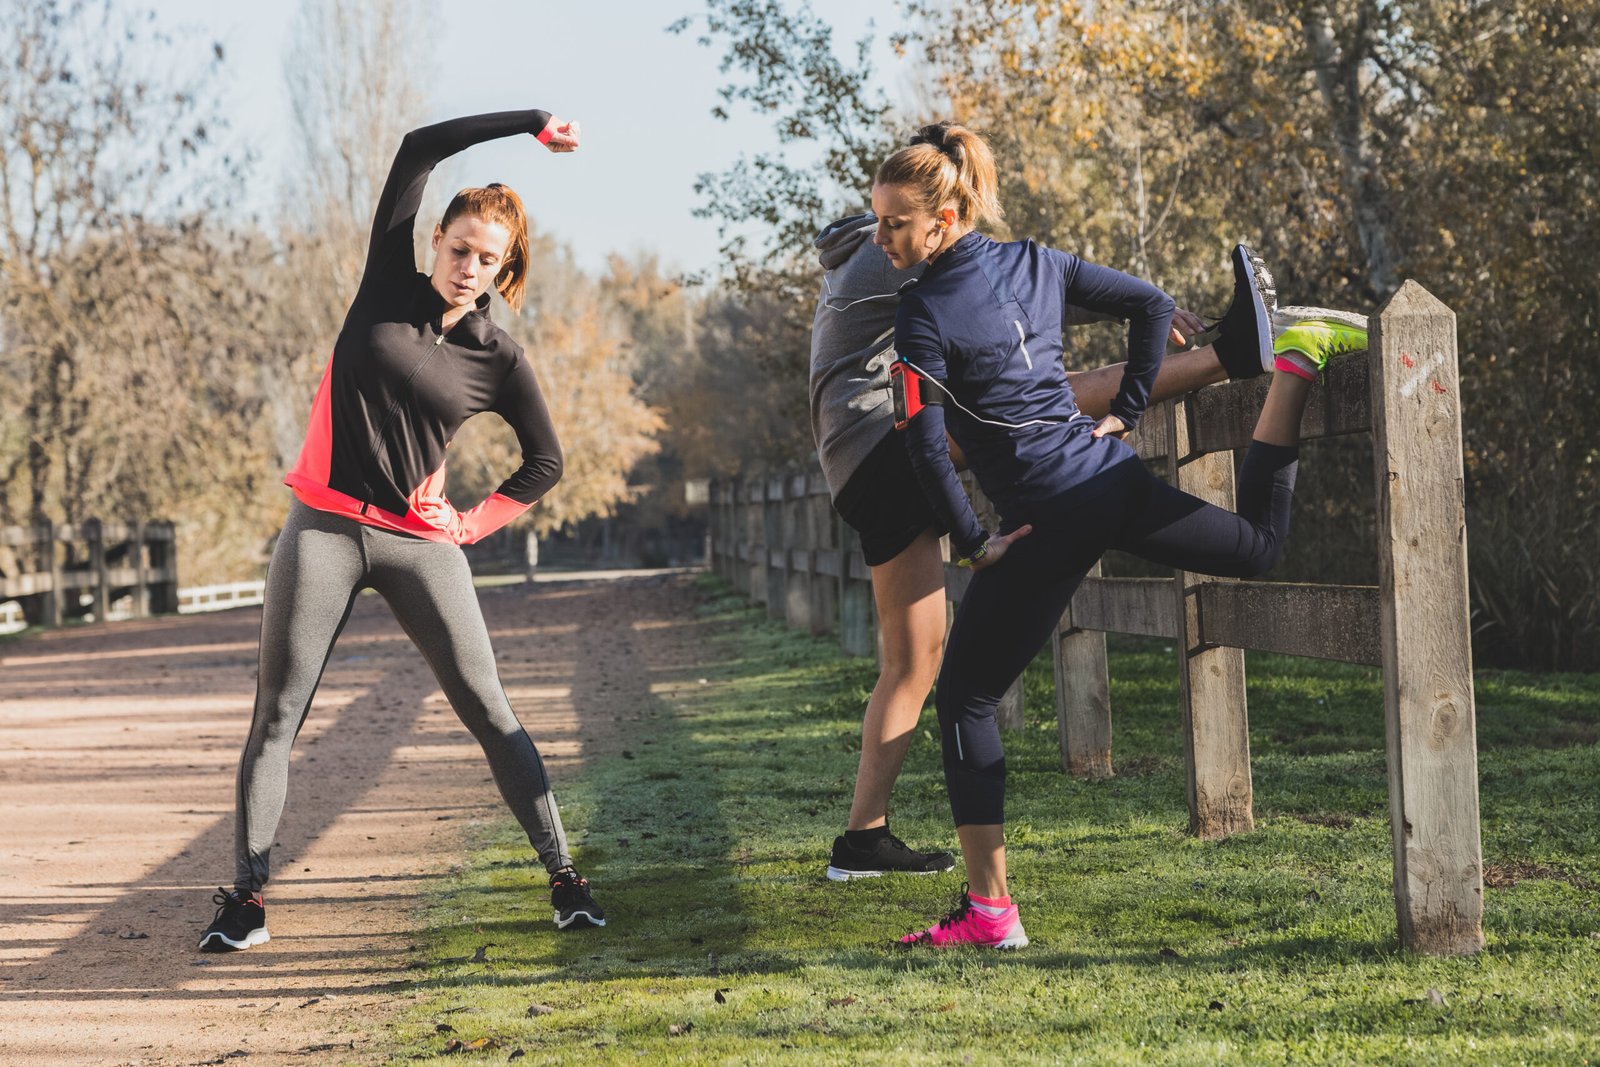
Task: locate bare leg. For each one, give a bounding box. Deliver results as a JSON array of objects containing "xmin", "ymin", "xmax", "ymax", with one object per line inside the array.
[
  {"xmin": 847, "ymin": 528, "xmax": 948, "ymax": 830},
  {"xmin": 1067, "ymin": 344, "xmax": 1228, "ymax": 421},
  {"xmin": 957, "ymin": 824, "xmax": 1008, "ymax": 898},
  {"xmin": 1252, "ymin": 368, "xmax": 1313, "ymax": 446}
]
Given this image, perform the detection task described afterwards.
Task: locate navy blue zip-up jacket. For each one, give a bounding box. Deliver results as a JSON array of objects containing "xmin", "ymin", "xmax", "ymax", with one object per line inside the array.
[{"xmin": 895, "ymin": 231, "xmax": 1175, "ymax": 557}]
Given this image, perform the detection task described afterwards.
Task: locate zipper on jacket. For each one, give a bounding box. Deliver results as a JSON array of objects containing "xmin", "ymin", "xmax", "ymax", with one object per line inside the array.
[{"xmin": 364, "ymin": 328, "xmax": 448, "ymax": 499}]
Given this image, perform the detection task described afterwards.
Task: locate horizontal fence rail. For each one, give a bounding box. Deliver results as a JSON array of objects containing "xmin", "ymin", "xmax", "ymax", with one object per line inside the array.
[
  {"xmin": 710, "ymin": 281, "xmax": 1483, "ymax": 957},
  {"xmin": 177, "ymin": 580, "xmax": 267, "ymax": 615}
]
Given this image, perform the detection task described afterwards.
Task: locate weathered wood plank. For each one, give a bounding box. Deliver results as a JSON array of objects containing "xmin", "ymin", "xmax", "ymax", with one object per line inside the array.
[
  {"xmin": 0, "ymin": 527, "xmax": 52, "ymax": 547},
  {"xmin": 1130, "ymin": 398, "xmax": 1173, "ymax": 461},
  {"xmin": 1187, "ymin": 353, "xmax": 1371, "ymax": 455},
  {"xmin": 1068, "ymin": 576, "xmax": 1179, "ymax": 637},
  {"xmin": 1197, "ymin": 583, "xmax": 1382, "ymax": 665},
  {"xmin": 1169, "ymin": 398, "xmax": 1254, "ymax": 839},
  {"xmin": 846, "ymin": 551, "xmax": 871, "ymax": 582},
  {"xmin": 837, "ymin": 517, "xmax": 873, "ymax": 657},
  {"xmin": 0, "ymin": 573, "xmax": 54, "ymax": 598},
  {"xmin": 1055, "ymin": 561, "xmax": 1113, "ymax": 778},
  {"xmin": 1370, "ymin": 281, "xmax": 1484, "ymax": 956}
]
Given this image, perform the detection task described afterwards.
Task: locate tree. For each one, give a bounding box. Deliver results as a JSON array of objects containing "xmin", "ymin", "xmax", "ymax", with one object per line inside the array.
[
  {"xmin": 446, "ymin": 230, "xmax": 665, "ymax": 536},
  {"xmin": 0, "ymin": 0, "xmax": 248, "ymax": 532}
]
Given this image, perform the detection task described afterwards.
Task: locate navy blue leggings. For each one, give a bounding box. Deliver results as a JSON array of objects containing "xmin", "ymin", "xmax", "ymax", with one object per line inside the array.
[{"xmin": 936, "ymin": 442, "xmax": 1298, "ymax": 826}]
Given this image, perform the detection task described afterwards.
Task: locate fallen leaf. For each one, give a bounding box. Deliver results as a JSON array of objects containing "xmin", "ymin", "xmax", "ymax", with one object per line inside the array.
[
  {"xmin": 508, "ymin": 1051, "xmax": 525, "ymax": 1062},
  {"xmin": 442, "ymin": 1037, "xmax": 498, "ymax": 1053},
  {"xmin": 827, "ymin": 995, "xmax": 858, "ymax": 1007},
  {"xmin": 938, "ymin": 1002, "xmax": 956, "ymax": 1012},
  {"xmin": 435, "ymin": 1023, "xmax": 455, "ymax": 1033}
]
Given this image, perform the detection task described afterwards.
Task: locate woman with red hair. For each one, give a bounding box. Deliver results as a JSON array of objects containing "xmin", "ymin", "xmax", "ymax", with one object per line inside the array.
[{"xmin": 200, "ymin": 109, "xmax": 605, "ymax": 952}]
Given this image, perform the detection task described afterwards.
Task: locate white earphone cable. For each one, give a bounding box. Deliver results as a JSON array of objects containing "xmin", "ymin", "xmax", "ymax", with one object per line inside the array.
[{"xmin": 898, "ymin": 359, "xmax": 1089, "ymax": 432}]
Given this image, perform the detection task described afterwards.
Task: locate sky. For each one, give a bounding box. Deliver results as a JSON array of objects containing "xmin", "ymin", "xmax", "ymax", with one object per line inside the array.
[{"xmin": 145, "ymin": 0, "xmax": 919, "ymax": 277}]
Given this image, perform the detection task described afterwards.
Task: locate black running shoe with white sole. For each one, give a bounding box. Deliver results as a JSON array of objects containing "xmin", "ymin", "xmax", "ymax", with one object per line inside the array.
[
  {"xmin": 550, "ymin": 868, "xmax": 606, "ymax": 929},
  {"xmin": 198, "ymin": 888, "xmax": 269, "ymax": 952},
  {"xmin": 1211, "ymin": 243, "xmax": 1278, "ymax": 380},
  {"xmin": 826, "ymin": 833, "xmax": 955, "ymax": 881}
]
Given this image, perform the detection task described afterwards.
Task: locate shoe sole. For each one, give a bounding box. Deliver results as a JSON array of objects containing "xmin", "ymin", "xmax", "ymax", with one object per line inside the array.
[
  {"xmin": 197, "ymin": 927, "xmax": 270, "ymax": 952},
  {"xmin": 1233, "ymin": 243, "xmax": 1275, "ymax": 375},
  {"xmin": 1272, "ymin": 305, "xmax": 1369, "ymax": 334},
  {"xmin": 897, "ymin": 932, "xmax": 1031, "ymax": 949},
  {"xmin": 552, "ymin": 910, "xmax": 606, "ymax": 929},
  {"xmin": 825, "ymin": 863, "xmax": 954, "ymax": 882}
]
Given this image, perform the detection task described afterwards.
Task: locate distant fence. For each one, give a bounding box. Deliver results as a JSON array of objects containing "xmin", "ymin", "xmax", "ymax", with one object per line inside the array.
[
  {"xmin": 709, "ymin": 281, "xmax": 1483, "ymax": 956},
  {"xmin": 0, "ymin": 519, "xmax": 178, "ymax": 630},
  {"xmin": 177, "ymin": 580, "xmax": 266, "ymax": 615}
]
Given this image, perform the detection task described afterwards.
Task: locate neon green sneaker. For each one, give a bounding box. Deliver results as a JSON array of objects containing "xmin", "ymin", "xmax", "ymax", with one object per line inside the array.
[{"xmin": 1272, "ymin": 314, "xmax": 1369, "ymax": 381}]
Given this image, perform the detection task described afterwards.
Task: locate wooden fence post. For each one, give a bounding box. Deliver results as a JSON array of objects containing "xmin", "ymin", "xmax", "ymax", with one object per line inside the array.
[
  {"xmin": 807, "ymin": 472, "xmax": 836, "ymax": 636},
  {"xmin": 84, "ymin": 518, "xmax": 110, "ymax": 624},
  {"xmin": 1370, "ymin": 281, "xmax": 1484, "ymax": 955},
  {"xmin": 1054, "ymin": 561, "xmax": 1113, "ymax": 777},
  {"xmin": 744, "ymin": 479, "xmax": 763, "ymax": 602},
  {"xmin": 42, "ymin": 520, "xmax": 64, "ymax": 627},
  {"xmin": 765, "ymin": 475, "xmax": 786, "ymax": 619},
  {"xmin": 150, "ymin": 521, "xmax": 179, "ymax": 615},
  {"xmin": 838, "ymin": 514, "xmax": 873, "ymax": 656},
  {"xmin": 1168, "ymin": 399, "xmax": 1254, "ymax": 838},
  {"xmin": 132, "ymin": 519, "xmax": 149, "ymax": 618},
  {"xmin": 784, "ymin": 471, "xmax": 811, "ymax": 630}
]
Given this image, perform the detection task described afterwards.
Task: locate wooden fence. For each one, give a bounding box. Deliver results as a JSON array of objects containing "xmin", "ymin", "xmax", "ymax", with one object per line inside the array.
[
  {"xmin": 0, "ymin": 519, "xmax": 178, "ymax": 627},
  {"xmin": 708, "ymin": 281, "xmax": 1483, "ymax": 956}
]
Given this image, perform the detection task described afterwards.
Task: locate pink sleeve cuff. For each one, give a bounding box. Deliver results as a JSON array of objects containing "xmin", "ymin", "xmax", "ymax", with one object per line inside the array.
[
  {"xmin": 455, "ymin": 492, "xmax": 533, "ymax": 544},
  {"xmin": 534, "ymin": 119, "xmax": 555, "ymax": 144}
]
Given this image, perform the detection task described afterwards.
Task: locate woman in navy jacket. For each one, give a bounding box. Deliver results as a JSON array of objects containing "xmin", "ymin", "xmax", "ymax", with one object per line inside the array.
[{"xmin": 879, "ymin": 122, "xmax": 1350, "ymax": 948}]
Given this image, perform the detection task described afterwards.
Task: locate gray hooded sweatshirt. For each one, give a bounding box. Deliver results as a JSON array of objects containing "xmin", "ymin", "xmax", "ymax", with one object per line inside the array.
[
  {"xmin": 808, "ymin": 213, "xmax": 924, "ymax": 499},
  {"xmin": 807, "ymin": 212, "xmax": 1121, "ymax": 500}
]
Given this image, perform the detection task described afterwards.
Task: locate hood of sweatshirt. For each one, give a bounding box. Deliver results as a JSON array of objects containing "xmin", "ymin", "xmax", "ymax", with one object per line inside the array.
[{"xmin": 815, "ymin": 212, "xmax": 877, "ymax": 271}]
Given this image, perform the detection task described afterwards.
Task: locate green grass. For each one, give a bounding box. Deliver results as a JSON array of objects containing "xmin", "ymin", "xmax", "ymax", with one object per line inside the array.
[{"xmin": 385, "ymin": 578, "xmax": 1600, "ymax": 1065}]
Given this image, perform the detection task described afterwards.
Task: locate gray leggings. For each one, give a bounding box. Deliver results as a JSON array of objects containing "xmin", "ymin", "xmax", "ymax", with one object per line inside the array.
[{"xmin": 234, "ymin": 499, "xmax": 572, "ymax": 892}]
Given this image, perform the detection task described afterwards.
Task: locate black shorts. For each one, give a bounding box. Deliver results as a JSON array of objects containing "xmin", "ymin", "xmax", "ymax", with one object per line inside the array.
[{"xmin": 833, "ymin": 432, "xmax": 945, "ymax": 567}]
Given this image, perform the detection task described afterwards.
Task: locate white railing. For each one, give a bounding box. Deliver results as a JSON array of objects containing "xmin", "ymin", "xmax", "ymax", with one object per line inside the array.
[
  {"xmin": 0, "ymin": 579, "xmax": 269, "ymax": 633},
  {"xmin": 177, "ymin": 580, "xmax": 267, "ymax": 614}
]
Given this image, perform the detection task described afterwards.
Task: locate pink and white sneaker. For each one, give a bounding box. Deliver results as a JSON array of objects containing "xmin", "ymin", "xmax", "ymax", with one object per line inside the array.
[{"xmin": 898, "ymin": 885, "xmax": 1029, "ymax": 949}]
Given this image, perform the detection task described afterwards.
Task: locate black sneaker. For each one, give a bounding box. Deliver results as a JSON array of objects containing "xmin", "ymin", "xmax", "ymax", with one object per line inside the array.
[
  {"xmin": 197, "ymin": 888, "xmax": 269, "ymax": 952},
  {"xmin": 826, "ymin": 833, "xmax": 955, "ymax": 881},
  {"xmin": 1210, "ymin": 243, "xmax": 1278, "ymax": 380},
  {"xmin": 550, "ymin": 868, "xmax": 606, "ymax": 929}
]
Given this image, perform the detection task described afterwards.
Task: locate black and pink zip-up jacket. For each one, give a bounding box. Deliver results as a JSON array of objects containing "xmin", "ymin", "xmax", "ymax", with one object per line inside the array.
[{"xmin": 286, "ymin": 109, "xmax": 564, "ymax": 544}]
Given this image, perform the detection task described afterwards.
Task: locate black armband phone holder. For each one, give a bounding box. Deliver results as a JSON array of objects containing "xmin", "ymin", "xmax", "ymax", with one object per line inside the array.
[{"xmin": 890, "ymin": 359, "xmax": 943, "ymax": 431}]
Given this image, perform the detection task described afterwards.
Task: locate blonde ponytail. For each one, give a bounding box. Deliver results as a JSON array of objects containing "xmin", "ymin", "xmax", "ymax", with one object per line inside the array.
[{"xmin": 875, "ymin": 121, "xmax": 1002, "ymax": 226}]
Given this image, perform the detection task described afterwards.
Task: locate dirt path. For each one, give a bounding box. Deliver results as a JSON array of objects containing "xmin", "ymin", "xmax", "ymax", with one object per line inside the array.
[{"xmin": 0, "ymin": 572, "xmax": 705, "ymax": 1066}]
